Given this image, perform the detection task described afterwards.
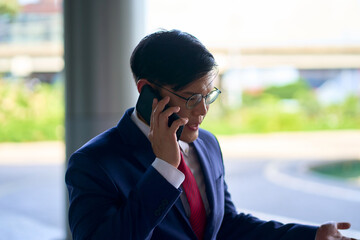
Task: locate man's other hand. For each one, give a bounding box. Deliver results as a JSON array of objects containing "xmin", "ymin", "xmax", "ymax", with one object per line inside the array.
[{"xmin": 315, "ymin": 222, "xmax": 357, "ymax": 240}]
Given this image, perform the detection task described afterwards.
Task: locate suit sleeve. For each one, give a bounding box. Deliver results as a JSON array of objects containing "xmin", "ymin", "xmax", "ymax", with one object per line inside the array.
[
  {"xmin": 217, "ymin": 179, "xmax": 318, "ymax": 239},
  {"xmin": 65, "ymin": 152, "xmax": 182, "ymax": 240},
  {"xmin": 209, "ymin": 135, "xmax": 319, "ymax": 240}
]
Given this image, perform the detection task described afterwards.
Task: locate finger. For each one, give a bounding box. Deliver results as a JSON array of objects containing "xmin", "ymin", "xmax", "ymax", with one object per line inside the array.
[
  {"xmin": 337, "ymin": 222, "xmax": 351, "ymax": 230},
  {"xmin": 150, "ymin": 98, "xmax": 158, "ymax": 128},
  {"xmin": 151, "ymin": 96, "xmax": 170, "ymax": 124},
  {"xmin": 169, "ymin": 117, "xmax": 188, "ymax": 133},
  {"xmin": 159, "ymin": 106, "xmax": 180, "ymax": 120},
  {"xmin": 154, "ymin": 98, "xmax": 174, "ymax": 128},
  {"xmin": 154, "ymin": 96, "xmax": 170, "ymax": 113},
  {"xmin": 152, "ymin": 97, "xmax": 158, "ymax": 111}
]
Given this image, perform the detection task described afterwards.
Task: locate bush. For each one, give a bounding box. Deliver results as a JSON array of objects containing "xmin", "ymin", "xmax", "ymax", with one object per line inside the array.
[
  {"xmin": 202, "ymin": 81, "xmax": 360, "ymax": 135},
  {"xmin": 1, "ymin": 78, "xmax": 359, "ymax": 142},
  {"xmin": 0, "ymin": 80, "xmax": 64, "ymax": 142},
  {"xmin": 264, "ymin": 79, "xmax": 310, "ymax": 99}
]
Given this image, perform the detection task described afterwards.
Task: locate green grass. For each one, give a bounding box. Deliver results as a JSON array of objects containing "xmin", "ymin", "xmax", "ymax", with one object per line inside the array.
[{"xmin": 311, "ymin": 160, "xmax": 360, "ymax": 179}]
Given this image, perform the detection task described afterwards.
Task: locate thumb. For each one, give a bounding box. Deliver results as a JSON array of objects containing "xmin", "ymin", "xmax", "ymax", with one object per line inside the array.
[{"xmin": 337, "ymin": 222, "xmax": 351, "ymax": 230}]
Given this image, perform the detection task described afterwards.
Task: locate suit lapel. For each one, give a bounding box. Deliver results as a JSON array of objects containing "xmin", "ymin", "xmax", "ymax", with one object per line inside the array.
[
  {"xmin": 193, "ymin": 137, "xmax": 218, "ymax": 240},
  {"xmin": 172, "ymin": 138, "xmax": 220, "ymax": 239},
  {"xmin": 172, "ymin": 136, "xmax": 221, "ymax": 240}
]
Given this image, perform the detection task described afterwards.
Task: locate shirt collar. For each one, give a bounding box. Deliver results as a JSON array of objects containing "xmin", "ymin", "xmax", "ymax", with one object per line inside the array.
[
  {"xmin": 178, "ymin": 140, "xmax": 190, "ymax": 156},
  {"xmin": 131, "ymin": 109, "xmax": 150, "ymax": 139}
]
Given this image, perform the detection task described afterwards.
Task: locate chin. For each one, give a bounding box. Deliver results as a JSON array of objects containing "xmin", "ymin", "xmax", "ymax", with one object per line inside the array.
[{"xmin": 179, "ymin": 129, "xmax": 199, "ymax": 143}]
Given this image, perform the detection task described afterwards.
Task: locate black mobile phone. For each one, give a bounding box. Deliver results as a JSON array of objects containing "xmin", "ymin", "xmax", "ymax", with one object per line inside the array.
[{"xmin": 136, "ymin": 85, "xmax": 183, "ymax": 141}]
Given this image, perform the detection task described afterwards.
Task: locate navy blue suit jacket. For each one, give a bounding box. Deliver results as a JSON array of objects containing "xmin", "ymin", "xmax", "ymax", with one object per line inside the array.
[{"xmin": 65, "ymin": 108, "xmax": 318, "ymax": 240}]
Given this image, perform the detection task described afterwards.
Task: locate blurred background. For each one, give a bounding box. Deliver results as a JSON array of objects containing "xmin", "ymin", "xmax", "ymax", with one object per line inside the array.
[{"xmin": 0, "ymin": 0, "xmax": 359, "ymax": 239}]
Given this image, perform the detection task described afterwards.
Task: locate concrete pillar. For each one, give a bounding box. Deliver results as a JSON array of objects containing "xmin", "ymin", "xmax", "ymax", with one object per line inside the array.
[{"xmin": 64, "ymin": 0, "xmax": 144, "ymax": 239}]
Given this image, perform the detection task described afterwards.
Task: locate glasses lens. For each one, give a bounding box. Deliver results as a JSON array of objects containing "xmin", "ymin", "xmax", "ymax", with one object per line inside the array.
[
  {"xmin": 185, "ymin": 88, "xmax": 221, "ymax": 109},
  {"xmin": 186, "ymin": 94, "xmax": 202, "ymax": 109},
  {"xmin": 205, "ymin": 89, "xmax": 220, "ymax": 105}
]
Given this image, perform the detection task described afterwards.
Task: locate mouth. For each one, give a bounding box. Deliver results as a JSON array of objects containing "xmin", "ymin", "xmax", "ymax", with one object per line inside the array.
[{"xmin": 186, "ymin": 123, "xmax": 200, "ymax": 131}]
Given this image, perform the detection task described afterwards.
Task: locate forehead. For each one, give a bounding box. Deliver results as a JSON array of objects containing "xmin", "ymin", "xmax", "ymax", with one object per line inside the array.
[{"xmin": 181, "ymin": 72, "xmax": 217, "ymax": 94}]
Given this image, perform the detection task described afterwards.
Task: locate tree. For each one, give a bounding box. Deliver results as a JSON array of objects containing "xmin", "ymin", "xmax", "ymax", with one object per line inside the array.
[{"xmin": 0, "ymin": 0, "xmax": 20, "ymax": 18}]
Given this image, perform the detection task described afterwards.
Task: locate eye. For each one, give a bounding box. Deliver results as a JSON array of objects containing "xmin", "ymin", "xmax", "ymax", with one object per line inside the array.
[{"xmin": 187, "ymin": 94, "xmax": 202, "ymax": 108}]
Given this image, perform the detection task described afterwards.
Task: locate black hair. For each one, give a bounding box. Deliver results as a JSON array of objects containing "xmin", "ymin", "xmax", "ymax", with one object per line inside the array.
[{"xmin": 130, "ymin": 29, "xmax": 217, "ymax": 91}]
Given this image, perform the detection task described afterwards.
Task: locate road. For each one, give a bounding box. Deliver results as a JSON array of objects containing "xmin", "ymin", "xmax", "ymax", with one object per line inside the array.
[
  {"xmin": 0, "ymin": 131, "xmax": 359, "ymax": 239},
  {"xmin": 1, "ymin": 160, "xmax": 359, "ymax": 239},
  {"xmin": 0, "ymin": 164, "xmax": 65, "ymax": 240},
  {"xmin": 224, "ymin": 159, "xmax": 360, "ymax": 238}
]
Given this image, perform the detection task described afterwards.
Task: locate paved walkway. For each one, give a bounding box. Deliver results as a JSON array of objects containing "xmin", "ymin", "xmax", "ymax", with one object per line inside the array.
[
  {"xmin": 0, "ymin": 130, "xmax": 359, "ymax": 165},
  {"xmin": 0, "ymin": 141, "xmax": 64, "ymax": 165},
  {"xmin": 218, "ymin": 130, "xmax": 360, "ymax": 161},
  {"xmin": 0, "ymin": 130, "xmax": 359, "ymax": 240}
]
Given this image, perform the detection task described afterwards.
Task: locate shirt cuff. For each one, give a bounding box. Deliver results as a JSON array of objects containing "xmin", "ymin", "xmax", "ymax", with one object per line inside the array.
[{"xmin": 152, "ymin": 158, "xmax": 185, "ymax": 189}]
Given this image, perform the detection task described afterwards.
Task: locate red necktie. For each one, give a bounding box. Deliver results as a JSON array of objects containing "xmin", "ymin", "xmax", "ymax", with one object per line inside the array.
[{"xmin": 178, "ymin": 152, "xmax": 206, "ymax": 240}]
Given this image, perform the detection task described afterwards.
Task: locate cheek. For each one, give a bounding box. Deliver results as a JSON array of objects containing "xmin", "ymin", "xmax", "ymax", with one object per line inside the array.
[
  {"xmin": 178, "ymin": 108, "xmax": 191, "ymax": 119},
  {"xmin": 168, "ymin": 98, "xmax": 187, "ymax": 115}
]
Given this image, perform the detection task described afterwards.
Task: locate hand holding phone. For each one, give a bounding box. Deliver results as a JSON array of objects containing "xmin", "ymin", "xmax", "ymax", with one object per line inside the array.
[
  {"xmin": 136, "ymin": 84, "xmax": 187, "ymax": 167},
  {"xmin": 136, "ymin": 85, "xmax": 184, "ymax": 141}
]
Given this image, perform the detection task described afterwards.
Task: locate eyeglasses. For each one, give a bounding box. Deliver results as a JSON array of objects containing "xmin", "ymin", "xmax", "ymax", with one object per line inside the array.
[{"xmin": 153, "ymin": 83, "xmax": 221, "ymax": 110}]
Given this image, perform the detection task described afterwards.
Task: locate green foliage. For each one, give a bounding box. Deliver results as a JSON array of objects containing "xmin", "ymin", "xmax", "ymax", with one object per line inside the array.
[
  {"xmin": 1, "ymin": 78, "xmax": 359, "ymax": 142},
  {"xmin": 202, "ymin": 80, "xmax": 360, "ymax": 135},
  {"xmin": 0, "ymin": 0, "xmax": 20, "ymax": 19},
  {"xmin": 0, "ymin": 80, "xmax": 64, "ymax": 142},
  {"xmin": 264, "ymin": 79, "xmax": 310, "ymax": 99},
  {"xmin": 311, "ymin": 160, "xmax": 360, "ymax": 179}
]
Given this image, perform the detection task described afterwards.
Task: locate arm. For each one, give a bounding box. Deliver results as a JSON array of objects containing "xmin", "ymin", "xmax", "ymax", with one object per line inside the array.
[
  {"xmin": 217, "ymin": 179, "xmax": 318, "ymax": 240},
  {"xmin": 209, "ymin": 135, "xmax": 318, "ymax": 240},
  {"xmin": 214, "ymin": 152, "xmax": 355, "ymax": 239},
  {"xmin": 210, "ymin": 137, "xmax": 355, "ymax": 240},
  {"xmin": 66, "ymin": 152, "xmax": 181, "ymax": 240}
]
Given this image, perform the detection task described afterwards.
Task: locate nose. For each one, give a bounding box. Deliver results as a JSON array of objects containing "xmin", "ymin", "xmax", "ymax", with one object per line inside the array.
[{"xmin": 193, "ymin": 98, "xmax": 208, "ymax": 116}]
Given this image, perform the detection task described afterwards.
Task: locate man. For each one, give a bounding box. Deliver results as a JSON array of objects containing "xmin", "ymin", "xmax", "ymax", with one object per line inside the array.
[{"xmin": 66, "ymin": 29, "xmax": 355, "ymax": 240}]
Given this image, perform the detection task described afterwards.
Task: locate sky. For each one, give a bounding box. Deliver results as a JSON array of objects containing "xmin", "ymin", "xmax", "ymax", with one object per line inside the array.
[
  {"xmin": 18, "ymin": 0, "xmax": 39, "ymax": 4},
  {"xmin": 17, "ymin": 0, "xmax": 360, "ymax": 49},
  {"xmin": 146, "ymin": 0, "xmax": 360, "ymax": 48}
]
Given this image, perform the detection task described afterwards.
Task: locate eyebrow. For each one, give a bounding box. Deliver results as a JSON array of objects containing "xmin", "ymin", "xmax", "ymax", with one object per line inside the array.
[
  {"xmin": 182, "ymin": 80, "xmax": 215, "ymax": 96},
  {"xmin": 182, "ymin": 91, "xmax": 197, "ymax": 96}
]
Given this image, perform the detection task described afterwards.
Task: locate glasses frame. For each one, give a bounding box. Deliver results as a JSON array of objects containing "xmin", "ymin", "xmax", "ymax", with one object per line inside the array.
[{"xmin": 152, "ymin": 82, "xmax": 221, "ymax": 110}]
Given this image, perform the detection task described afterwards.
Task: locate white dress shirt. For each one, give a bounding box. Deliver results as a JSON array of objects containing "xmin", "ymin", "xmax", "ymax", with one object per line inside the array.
[{"xmin": 131, "ymin": 109, "xmax": 210, "ymax": 216}]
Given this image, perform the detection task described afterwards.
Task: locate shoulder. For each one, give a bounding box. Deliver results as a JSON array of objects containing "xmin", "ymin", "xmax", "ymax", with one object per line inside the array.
[
  {"xmin": 71, "ymin": 108, "xmax": 138, "ymax": 161},
  {"xmin": 198, "ymin": 128, "xmax": 220, "ymax": 147},
  {"xmin": 67, "ymin": 108, "xmax": 150, "ymax": 172},
  {"xmin": 77, "ymin": 127, "xmax": 120, "ymax": 157},
  {"xmin": 67, "ymin": 126, "xmax": 122, "ymax": 172},
  {"xmin": 197, "ymin": 128, "xmax": 224, "ymax": 175},
  {"xmin": 197, "ymin": 128, "xmax": 223, "ymax": 159}
]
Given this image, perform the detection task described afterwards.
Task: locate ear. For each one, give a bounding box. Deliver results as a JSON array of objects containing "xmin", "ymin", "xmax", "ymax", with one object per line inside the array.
[{"xmin": 136, "ymin": 79, "xmax": 152, "ymax": 93}]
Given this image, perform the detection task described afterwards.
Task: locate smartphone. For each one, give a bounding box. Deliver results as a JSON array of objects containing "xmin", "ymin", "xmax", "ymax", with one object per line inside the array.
[{"xmin": 136, "ymin": 85, "xmax": 183, "ymax": 141}]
